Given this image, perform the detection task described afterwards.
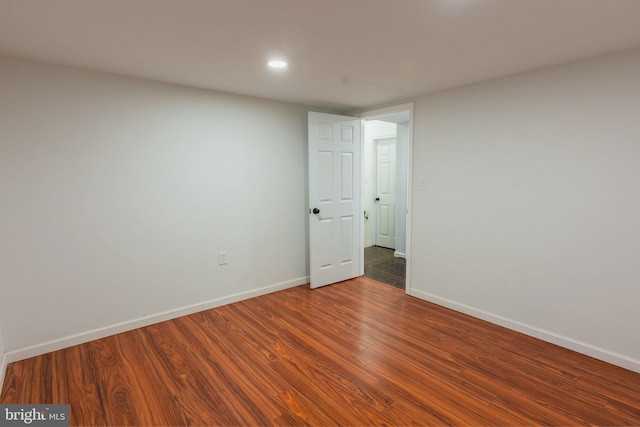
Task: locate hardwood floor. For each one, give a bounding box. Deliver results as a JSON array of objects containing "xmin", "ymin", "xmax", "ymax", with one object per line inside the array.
[
  {"xmin": 2, "ymin": 277, "xmax": 640, "ymax": 426},
  {"xmin": 364, "ymin": 246, "xmax": 406, "ymax": 289}
]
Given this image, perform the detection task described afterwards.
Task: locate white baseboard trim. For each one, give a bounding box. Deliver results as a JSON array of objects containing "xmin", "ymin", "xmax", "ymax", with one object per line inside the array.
[
  {"xmin": 4, "ymin": 276, "xmax": 309, "ymax": 365},
  {"xmin": 393, "ymin": 251, "xmax": 406, "ymax": 259},
  {"xmin": 408, "ymin": 288, "xmax": 640, "ymax": 374},
  {"xmin": 0, "ymin": 352, "xmax": 7, "ymax": 395}
]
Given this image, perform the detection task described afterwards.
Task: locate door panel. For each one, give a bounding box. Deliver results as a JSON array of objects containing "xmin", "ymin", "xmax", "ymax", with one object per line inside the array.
[
  {"xmin": 318, "ymin": 151, "xmax": 333, "ymax": 201},
  {"xmin": 380, "ymin": 205, "xmax": 390, "ymax": 235},
  {"xmin": 340, "ymin": 153, "xmax": 353, "ymax": 200},
  {"xmin": 340, "ymin": 216, "xmax": 354, "ymax": 264},
  {"xmin": 319, "ymin": 218, "xmax": 333, "ymax": 269},
  {"xmin": 309, "ymin": 112, "xmax": 362, "ymax": 289}
]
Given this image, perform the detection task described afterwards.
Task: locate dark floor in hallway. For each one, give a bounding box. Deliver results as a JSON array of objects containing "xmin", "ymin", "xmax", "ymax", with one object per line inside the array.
[{"xmin": 363, "ymin": 246, "xmax": 406, "ymax": 290}]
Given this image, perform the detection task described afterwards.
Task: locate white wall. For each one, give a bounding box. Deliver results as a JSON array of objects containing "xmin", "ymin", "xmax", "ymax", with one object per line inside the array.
[
  {"xmin": 363, "ymin": 120, "xmax": 397, "ymax": 247},
  {"xmin": 410, "ymin": 48, "xmax": 640, "ymax": 372},
  {"xmin": 0, "ymin": 57, "xmax": 311, "ymax": 356}
]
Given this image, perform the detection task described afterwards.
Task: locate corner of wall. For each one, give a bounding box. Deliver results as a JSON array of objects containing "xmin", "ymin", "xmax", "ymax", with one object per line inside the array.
[{"xmin": 0, "ymin": 352, "xmax": 6, "ymax": 396}]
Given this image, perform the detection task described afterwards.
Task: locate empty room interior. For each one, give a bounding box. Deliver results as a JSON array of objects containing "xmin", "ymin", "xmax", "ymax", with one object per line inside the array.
[{"xmin": 2, "ymin": 0, "xmax": 640, "ymax": 425}]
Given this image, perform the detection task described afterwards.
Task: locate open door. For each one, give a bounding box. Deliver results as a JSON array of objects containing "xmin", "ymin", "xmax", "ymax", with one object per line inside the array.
[{"xmin": 308, "ymin": 112, "xmax": 362, "ymax": 289}]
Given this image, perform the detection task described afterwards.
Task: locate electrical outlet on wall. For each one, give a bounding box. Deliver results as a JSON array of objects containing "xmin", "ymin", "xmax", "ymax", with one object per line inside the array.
[{"xmin": 218, "ymin": 251, "xmax": 228, "ymax": 265}]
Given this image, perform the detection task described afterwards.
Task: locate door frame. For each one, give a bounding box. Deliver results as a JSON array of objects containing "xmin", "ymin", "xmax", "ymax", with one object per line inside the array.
[{"xmin": 356, "ymin": 102, "xmax": 414, "ymax": 293}]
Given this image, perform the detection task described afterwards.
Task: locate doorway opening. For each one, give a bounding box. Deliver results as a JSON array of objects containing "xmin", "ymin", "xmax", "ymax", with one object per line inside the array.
[{"xmin": 360, "ymin": 105, "xmax": 412, "ymax": 290}]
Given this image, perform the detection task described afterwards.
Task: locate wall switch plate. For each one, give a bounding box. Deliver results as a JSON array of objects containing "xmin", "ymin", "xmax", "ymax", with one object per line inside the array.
[
  {"xmin": 218, "ymin": 251, "xmax": 227, "ymax": 265},
  {"xmin": 418, "ymin": 177, "xmax": 426, "ymax": 190}
]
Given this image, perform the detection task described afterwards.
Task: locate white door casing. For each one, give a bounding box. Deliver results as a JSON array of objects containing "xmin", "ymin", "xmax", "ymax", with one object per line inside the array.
[
  {"xmin": 308, "ymin": 112, "xmax": 362, "ymax": 289},
  {"xmin": 375, "ymin": 138, "xmax": 396, "ymax": 249},
  {"xmin": 358, "ymin": 102, "xmax": 414, "ymax": 293}
]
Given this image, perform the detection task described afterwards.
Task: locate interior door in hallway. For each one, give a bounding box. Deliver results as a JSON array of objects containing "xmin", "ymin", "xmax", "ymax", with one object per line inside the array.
[
  {"xmin": 375, "ymin": 137, "xmax": 396, "ymax": 249},
  {"xmin": 308, "ymin": 112, "xmax": 362, "ymax": 289}
]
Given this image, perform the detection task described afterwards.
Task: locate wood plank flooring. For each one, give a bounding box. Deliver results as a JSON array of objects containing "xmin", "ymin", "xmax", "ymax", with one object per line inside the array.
[{"xmin": 2, "ymin": 277, "xmax": 640, "ymax": 426}]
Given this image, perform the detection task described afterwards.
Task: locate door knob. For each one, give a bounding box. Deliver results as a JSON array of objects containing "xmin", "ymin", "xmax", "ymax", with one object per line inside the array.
[
  {"xmin": 313, "ymin": 208, "xmax": 320, "ymax": 214},
  {"xmin": 375, "ymin": 197, "xmax": 380, "ymax": 202}
]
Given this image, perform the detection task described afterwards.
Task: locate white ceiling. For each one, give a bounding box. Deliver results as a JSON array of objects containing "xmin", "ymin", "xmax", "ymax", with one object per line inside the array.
[{"xmin": 2, "ymin": 0, "xmax": 640, "ymax": 111}]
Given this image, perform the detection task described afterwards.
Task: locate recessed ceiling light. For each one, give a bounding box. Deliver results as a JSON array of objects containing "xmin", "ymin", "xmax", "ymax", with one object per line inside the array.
[{"xmin": 268, "ymin": 60, "xmax": 288, "ymax": 69}]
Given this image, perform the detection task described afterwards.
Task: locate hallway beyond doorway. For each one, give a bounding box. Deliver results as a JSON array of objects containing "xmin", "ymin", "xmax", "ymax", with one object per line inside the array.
[{"xmin": 363, "ymin": 246, "xmax": 406, "ymax": 290}]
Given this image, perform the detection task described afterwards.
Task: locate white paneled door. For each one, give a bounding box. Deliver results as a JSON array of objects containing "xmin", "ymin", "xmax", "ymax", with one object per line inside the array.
[
  {"xmin": 308, "ymin": 112, "xmax": 362, "ymax": 289},
  {"xmin": 375, "ymin": 138, "xmax": 396, "ymax": 249}
]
